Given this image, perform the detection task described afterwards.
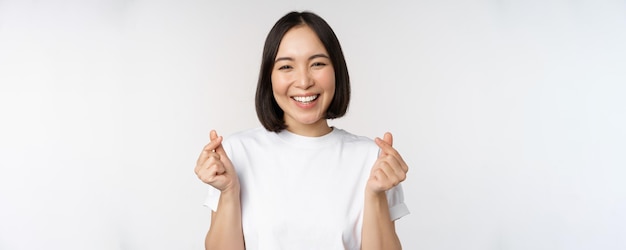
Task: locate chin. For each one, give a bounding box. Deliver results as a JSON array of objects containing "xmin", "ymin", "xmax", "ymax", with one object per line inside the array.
[{"xmin": 295, "ymin": 115, "xmax": 325, "ymax": 125}]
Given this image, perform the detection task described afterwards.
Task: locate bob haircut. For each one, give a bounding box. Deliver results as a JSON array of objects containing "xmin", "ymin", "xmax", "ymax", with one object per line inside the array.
[{"xmin": 255, "ymin": 11, "xmax": 350, "ymax": 132}]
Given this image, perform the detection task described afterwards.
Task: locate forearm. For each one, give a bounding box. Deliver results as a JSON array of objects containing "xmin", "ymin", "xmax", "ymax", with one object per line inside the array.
[
  {"xmin": 205, "ymin": 188, "xmax": 244, "ymax": 250},
  {"xmin": 361, "ymin": 191, "xmax": 401, "ymax": 250}
]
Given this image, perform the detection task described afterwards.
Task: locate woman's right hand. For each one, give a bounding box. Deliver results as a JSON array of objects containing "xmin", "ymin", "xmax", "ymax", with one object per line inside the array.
[{"xmin": 194, "ymin": 130, "xmax": 239, "ymax": 193}]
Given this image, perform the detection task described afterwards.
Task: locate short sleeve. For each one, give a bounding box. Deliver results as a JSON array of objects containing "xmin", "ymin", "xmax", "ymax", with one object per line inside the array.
[
  {"xmin": 386, "ymin": 183, "xmax": 410, "ymax": 221},
  {"xmin": 203, "ymin": 185, "xmax": 221, "ymax": 212}
]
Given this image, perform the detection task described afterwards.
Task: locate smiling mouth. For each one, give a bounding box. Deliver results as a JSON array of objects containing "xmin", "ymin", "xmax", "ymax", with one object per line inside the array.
[{"xmin": 292, "ymin": 95, "xmax": 319, "ymax": 104}]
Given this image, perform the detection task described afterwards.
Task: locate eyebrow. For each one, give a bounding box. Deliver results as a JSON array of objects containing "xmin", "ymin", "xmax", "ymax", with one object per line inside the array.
[{"xmin": 274, "ymin": 53, "xmax": 330, "ymax": 63}]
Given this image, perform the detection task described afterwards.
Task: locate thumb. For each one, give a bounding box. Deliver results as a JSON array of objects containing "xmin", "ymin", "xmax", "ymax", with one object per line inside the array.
[
  {"xmin": 376, "ymin": 132, "xmax": 394, "ymax": 158},
  {"xmin": 209, "ymin": 130, "xmax": 218, "ymax": 142},
  {"xmin": 209, "ymin": 130, "xmax": 227, "ymax": 155},
  {"xmin": 383, "ymin": 132, "xmax": 393, "ymax": 147}
]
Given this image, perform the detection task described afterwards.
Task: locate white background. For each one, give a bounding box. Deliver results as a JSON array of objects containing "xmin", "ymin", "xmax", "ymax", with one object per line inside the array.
[{"xmin": 1, "ymin": 0, "xmax": 625, "ymax": 249}]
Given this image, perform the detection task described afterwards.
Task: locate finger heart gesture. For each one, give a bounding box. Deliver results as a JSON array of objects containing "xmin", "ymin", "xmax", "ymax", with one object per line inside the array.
[
  {"xmin": 194, "ymin": 130, "xmax": 239, "ymax": 193},
  {"xmin": 367, "ymin": 132, "xmax": 409, "ymax": 194}
]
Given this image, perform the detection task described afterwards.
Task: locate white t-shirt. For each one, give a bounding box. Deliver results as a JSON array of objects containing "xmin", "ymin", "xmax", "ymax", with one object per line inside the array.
[{"xmin": 204, "ymin": 127, "xmax": 409, "ymax": 250}]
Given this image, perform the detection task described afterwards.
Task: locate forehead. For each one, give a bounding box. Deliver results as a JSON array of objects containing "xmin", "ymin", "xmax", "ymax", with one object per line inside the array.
[{"xmin": 276, "ymin": 25, "xmax": 328, "ymax": 56}]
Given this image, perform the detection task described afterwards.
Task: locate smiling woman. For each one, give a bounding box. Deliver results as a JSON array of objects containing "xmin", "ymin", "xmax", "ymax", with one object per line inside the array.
[
  {"xmin": 193, "ymin": 11, "xmax": 410, "ymax": 250},
  {"xmin": 255, "ymin": 11, "xmax": 351, "ymax": 135},
  {"xmin": 1, "ymin": 1, "xmax": 623, "ymax": 250},
  {"xmin": 271, "ymin": 25, "xmax": 336, "ymax": 137}
]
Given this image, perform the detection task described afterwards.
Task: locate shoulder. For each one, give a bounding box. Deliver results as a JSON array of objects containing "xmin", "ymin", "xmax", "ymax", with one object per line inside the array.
[
  {"xmin": 224, "ymin": 127, "xmax": 269, "ymax": 142},
  {"xmin": 333, "ymin": 128, "xmax": 379, "ymax": 152},
  {"xmin": 334, "ymin": 128, "xmax": 374, "ymax": 144},
  {"xmin": 222, "ymin": 127, "xmax": 277, "ymax": 150}
]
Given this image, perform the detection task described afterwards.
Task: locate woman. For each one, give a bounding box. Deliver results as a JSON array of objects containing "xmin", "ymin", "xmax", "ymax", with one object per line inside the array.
[{"xmin": 194, "ymin": 11, "xmax": 409, "ymax": 250}]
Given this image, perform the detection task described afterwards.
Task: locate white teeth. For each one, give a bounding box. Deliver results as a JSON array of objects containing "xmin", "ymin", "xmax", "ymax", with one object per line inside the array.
[{"xmin": 293, "ymin": 95, "xmax": 318, "ymax": 103}]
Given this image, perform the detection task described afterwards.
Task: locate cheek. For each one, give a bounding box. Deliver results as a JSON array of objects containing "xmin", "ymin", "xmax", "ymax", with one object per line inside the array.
[
  {"xmin": 270, "ymin": 74, "xmax": 285, "ymax": 94},
  {"xmin": 272, "ymin": 74, "xmax": 289, "ymax": 92},
  {"xmin": 319, "ymin": 69, "xmax": 336, "ymax": 92}
]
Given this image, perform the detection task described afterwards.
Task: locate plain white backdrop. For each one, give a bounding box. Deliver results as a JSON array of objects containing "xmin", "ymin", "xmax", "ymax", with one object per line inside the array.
[{"xmin": 1, "ymin": 0, "xmax": 625, "ymax": 249}]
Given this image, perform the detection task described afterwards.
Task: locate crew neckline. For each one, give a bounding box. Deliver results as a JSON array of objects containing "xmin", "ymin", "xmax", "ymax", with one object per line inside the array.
[{"xmin": 275, "ymin": 127, "xmax": 342, "ymax": 148}]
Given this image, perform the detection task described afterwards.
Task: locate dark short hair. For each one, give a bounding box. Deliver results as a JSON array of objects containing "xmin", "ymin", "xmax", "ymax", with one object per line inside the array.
[{"xmin": 255, "ymin": 11, "xmax": 351, "ymax": 132}]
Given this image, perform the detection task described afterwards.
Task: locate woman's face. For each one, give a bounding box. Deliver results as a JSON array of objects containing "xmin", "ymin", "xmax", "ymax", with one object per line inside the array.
[{"xmin": 271, "ymin": 25, "xmax": 336, "ymax": 135}]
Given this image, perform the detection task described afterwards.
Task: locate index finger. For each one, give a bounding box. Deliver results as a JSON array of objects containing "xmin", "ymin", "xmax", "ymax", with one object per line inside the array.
[
  {"xmin": 376, "ymin": 139, "xmax": 409, "ymax": 172},
  {"xmin": 375, "ymin": 136, "xmax": 398, "ymax": 157},
  {"xmin": 198, "ymin": 135, "xmax": 223, "ymax": 163}
]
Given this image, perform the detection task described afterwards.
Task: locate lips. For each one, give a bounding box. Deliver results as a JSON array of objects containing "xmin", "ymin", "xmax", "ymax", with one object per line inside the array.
[{"xmin": 292, "ymin": 94, "xmax": 319, "ymax": 104}]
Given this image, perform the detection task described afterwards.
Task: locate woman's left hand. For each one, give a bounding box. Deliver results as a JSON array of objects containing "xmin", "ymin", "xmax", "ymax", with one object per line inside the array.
[{"xmin": 366, "ymin": 132, "xmax": 409, "ymax": 194}]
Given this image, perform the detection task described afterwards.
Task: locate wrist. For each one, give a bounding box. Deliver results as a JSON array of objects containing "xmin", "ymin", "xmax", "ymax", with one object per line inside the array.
[
  {"xmin": 221, "ymin": 184, "xmax": 241, "ymax": 197},
  {"xmin": 365, "ymin": 188, "xmax": 386, "ymax": 201}
]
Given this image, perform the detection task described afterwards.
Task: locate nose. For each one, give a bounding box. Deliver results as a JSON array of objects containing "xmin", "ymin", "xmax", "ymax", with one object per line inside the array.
[{"xmin": 295, "ymin": 68, "xmax": 314, "ymax": 89}]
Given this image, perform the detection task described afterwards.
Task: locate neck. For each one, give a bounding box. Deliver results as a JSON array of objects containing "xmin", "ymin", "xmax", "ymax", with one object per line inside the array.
[{"xmin": 285, "ymin": 120, "xmax": 332, "ymax": 137}]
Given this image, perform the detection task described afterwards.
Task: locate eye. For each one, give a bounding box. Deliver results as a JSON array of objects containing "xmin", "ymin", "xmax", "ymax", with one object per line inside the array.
[
  {"xmin": 311, "ymin": 62, "xmax": 327, "ymax": 68},
  {"xmin": 278, "ymin": 65, "xmax": 293, "ymax": 70}
]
